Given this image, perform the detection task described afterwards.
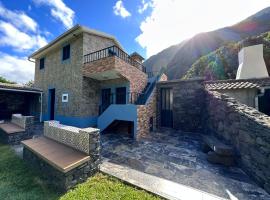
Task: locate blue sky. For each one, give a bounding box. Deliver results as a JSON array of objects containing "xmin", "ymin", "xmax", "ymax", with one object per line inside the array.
[{"xmin": 0, "ymin": 0, "xmax": 270, "ymax": 83}]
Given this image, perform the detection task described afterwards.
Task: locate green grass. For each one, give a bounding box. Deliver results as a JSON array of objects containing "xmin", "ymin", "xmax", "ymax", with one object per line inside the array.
[{"xmin": 0, "ymin": 143, "xmax": 160, "ymax": 200}]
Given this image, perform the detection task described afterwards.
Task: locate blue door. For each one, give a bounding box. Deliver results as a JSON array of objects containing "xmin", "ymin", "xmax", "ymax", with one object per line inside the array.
[
  {"xmin": 101, "ymin": 88, "xmax": 112, "ymax": 113},
  {"xmin": 160, "ymin": 88, "xmax": 173, "ymax": 128},
  {"xmin": 116, "ymin": 87, "xmax": 126, "ymax": 104}
]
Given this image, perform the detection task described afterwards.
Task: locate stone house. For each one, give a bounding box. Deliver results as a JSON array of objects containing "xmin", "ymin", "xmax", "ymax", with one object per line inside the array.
[{"xmin": 28, "ymin": 24, "xmax": 166, "ymax": 139}]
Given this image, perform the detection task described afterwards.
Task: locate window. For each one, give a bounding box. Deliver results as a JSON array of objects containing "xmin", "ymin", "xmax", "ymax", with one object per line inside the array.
[
  {"xmin": 39, "ymin": 57, "xmax": 45, "ymax": 69},
  {"xmin": 62, "ymin": 44, "xmax": 70, "ymax": 61},
  {"xmin": 62, "ymin": 93, "xmax": 68, "ymax": 102}
]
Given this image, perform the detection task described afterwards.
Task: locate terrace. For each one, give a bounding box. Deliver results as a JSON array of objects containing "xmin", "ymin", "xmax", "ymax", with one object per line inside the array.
[{"xmin": 83, "ymin": 45, "xmax": 146, "ymax": 81}]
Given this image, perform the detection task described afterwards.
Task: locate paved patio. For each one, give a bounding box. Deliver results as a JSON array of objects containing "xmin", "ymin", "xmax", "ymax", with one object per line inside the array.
[{"xmin": 101, "ymin": 130, "xmax": 270, "ymax": 200}]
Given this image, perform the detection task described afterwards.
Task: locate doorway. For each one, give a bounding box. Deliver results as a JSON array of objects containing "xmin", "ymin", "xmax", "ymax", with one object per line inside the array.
[
  {"xmin": 116, "ymin": 87, "xmax": 126, "ymax": 104},
  {"xmin": 48, "ymin": 88, "xmax": 55, "ymax": 120},
  {"xmin": 101, "ymin": 88, "xmax": 112, "ymax": 113},
  {"xmin": 160, "ymin": 88, "xmax": 173, "ymax": 128}
]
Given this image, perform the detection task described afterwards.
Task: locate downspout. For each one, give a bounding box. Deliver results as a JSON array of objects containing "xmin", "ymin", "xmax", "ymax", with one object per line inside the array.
[{"xmin": 40, "ymin": 92, "xmax": 43, "ymax": 122}]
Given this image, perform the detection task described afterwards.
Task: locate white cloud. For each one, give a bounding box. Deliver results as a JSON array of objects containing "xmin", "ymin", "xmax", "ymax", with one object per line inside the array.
[
  {"xmin": 138, "ymin": 0, "xmax": 152, "ymax": 14},
  {"xmin": 136, "ymin": 0, "xmax": 270, "ymax": 58},
  {"xmin": 0, "ymin": 21, "xmax": 47, "ymax": 51},
  {"xmin": 0, "ymin": 3, "xmax": 37, "ymax": 32},
  {"xmin": 113, "ymin": 0, "xmax": 131, "ymax": 18},
  {"xmin": 0, "ymin": 52, "xmax": 35, "ymax": 83},
  {"xmin": 33, "ymin": 0, "xmax": 75, "ymax": 29}
]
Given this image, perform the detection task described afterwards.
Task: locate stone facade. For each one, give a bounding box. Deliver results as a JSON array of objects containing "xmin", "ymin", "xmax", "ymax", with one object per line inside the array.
[
  {"xmin": 83, "ymin": 56, "xmax": 148, "ymax": 96},
  {"xmin": 137, "ymin": 74, "xmax": 167, "ymax": 139},
  {"xmin": 137, "ymin": 89, "xmax": 157, "ymax": 138},
  {"xmin": 157, "ymin": 79, "xmax": 205, "ymax": 132},
  {"xmin": 205, "ymin": 90, "xmax": 270, "ymax": 193},
  {"xmin": 34, "ymin": 32, "xmax": 118, "ymax": 123}
]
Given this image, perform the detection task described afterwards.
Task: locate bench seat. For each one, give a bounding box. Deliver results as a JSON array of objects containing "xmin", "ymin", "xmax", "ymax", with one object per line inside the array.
[
  {"xmin": 0, "ymin": 123, "xmax": 25, "ymax": 134},
  {"xmin": 22, "ymin": 137, "xmax": 90, "ymax": 173},
  {"xmin": 202, "ymin": 135, "xmax": 234, "ymax": 156}
]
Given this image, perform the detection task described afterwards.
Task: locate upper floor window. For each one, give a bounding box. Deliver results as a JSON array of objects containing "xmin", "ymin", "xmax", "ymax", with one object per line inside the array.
[
  {"xmin": 62, "ymin": 44, "xmax": 70, "ymax": 61},
  {"xmin": 39, "ymin": 57, "xmax": 45, "ymax": 69}
]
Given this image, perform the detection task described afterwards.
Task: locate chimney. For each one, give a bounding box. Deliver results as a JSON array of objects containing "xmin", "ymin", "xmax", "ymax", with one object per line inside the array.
[
  {"xmin": 130, "ymin": 52, "xmax": 144, "ymax": 64},
  {"xmin": 236, "ymin": 44, "xmax": 268, "ymax": 79}
]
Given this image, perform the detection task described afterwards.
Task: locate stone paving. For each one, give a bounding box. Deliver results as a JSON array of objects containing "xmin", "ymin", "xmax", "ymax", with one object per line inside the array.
[{"xmin": 101, "ymin": 130, "xmax": 270, "ymax": 200}]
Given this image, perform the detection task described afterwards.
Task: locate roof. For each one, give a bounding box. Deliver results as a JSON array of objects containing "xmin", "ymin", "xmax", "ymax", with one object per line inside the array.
[
  {"xmin": 0, "ymin": 83, "xmax": 42, "ymax": 93},
  {"xmin": 130, "ymin": 52, "xmax": 145, "ymax": 60},
  {"xmin": 29, "ymin": 24, "xmax": 123, "ymax": 59},
  {"xmin": 205, "ymin": 78, "xmax": 270, "ymax": 90}
]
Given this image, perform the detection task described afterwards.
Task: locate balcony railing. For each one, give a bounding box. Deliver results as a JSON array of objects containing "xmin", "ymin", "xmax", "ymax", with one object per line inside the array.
[{"xmin": 84, "ymin": 45, "xmax": 146, "ymax": 73}]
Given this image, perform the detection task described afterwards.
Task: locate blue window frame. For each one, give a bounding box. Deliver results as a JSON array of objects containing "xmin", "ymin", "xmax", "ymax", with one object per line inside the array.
[
  {"xmin": 39, "ymin": 57, "xmax": 45, "ymax": 69},
  {"xmin": 62, "ymin": 44, "xmax": 70, "ymax": 61}
]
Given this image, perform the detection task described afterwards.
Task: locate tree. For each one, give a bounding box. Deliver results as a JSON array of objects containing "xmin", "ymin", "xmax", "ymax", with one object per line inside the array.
[
  {"xmin": 0, "ymin": 76, "xmax": 15, "ymax": 84},
  {"xmin": 24, "ymin": 80, "xmax": 34, "ymax": 87}
]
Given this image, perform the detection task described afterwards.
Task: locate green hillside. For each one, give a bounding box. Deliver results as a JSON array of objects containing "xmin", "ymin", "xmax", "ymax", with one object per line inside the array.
[{"xmin": 183, "ymin": 32, "xmax": 270, "ymax": 80}]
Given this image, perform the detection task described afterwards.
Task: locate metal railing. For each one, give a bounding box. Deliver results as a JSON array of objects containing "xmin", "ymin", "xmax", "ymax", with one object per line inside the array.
[{"xmin": 84, "ymin": 45, "xmax": 146, "ymax": 73}]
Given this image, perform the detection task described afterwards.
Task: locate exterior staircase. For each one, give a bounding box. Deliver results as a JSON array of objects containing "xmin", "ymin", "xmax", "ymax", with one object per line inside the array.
[{"xmin": 97, "ymin": 68, "xmax": 165, "ymax": 137}]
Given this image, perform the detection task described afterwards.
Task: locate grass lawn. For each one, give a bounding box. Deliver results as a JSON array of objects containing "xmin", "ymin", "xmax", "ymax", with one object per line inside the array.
[{"xmin": 0, "ymin": 143, "xmax": 160, "ymax": 200}]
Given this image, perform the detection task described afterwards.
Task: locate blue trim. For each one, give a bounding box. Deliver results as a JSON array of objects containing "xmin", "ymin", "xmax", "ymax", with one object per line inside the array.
[
  {"xmin": 42, "ymin": 113, "xmax": 97, "ymax": 128},
  {"xmin": 97, "ymin": 104, "xmax": 137, "ymax": 138}
]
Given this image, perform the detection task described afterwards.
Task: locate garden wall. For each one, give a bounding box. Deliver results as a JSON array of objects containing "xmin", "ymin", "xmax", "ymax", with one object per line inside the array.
[{"xmin": 205, "ymin": 90, "xmax": 270, "ymax": 193}]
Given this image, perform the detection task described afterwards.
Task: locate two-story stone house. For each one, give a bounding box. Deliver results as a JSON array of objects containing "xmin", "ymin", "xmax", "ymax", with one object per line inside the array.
[{"xmin": 29, "ymin": 24, "xmax": 166, "ymax": 139}]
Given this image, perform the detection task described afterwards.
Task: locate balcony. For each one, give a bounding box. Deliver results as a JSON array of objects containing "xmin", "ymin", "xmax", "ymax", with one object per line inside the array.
[{"xmin": 83, "ymin": 46, "xmax": 146, "ymax": 81}]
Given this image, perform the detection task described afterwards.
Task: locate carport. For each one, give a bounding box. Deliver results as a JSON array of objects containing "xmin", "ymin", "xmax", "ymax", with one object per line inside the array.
[{"xmin": 0, "ymin": 83, "xmax": 42, "ymax": 121}]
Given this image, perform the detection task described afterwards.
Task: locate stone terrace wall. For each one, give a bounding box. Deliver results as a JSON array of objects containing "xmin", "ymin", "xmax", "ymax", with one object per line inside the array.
[
  {"xmin": 157, "ymin": 79, "xmax": 205, "ymax": 132},
  {"xmin": 205, "ymin": 90, "xmax": 270, "ymax": 193},
  {"xmin": 44, "ymin": 121, "xmax": 100, "ymax": 155}
]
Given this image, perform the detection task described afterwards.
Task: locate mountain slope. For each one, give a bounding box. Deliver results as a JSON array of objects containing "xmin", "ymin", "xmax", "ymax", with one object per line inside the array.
[
  {"xmin": 183, "ymin": 32, "xmax": 270, "ymax": 80},
  {"xmin": 143, "ymin": 7, "xmax": 270, "ymax": 79}
]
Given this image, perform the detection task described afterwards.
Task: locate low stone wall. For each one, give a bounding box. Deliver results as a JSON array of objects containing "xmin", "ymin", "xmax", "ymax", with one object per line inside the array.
[
  {"xmin": 205, "ymin": 90, "xmax": 270, "ymax": 193},
  {"xmin": 23, "ymin": 148, "xmax": 99, "ymax": 191},
  {"xmin": 0, "ymin": 129, "xmax": 31, "ymax": 145},
  {"xmin": 44, "ymin": 121, "xmax": 100, "ymax": 155},
  {"xmin": 11, "ymin": 114, "xmax": 34, "ymax": 130}
]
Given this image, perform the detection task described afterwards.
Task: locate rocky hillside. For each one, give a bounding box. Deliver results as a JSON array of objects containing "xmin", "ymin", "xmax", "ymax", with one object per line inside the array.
[
  {"xmin": 143, "ymin": 7, "xmax": 270, "ymax": 79},
  {"xmin": 183, "ymin": 32, "xmax": 270, "ymax": 80}
]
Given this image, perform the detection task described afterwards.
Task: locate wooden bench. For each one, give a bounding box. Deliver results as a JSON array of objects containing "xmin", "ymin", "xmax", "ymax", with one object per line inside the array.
[
  {"xmin": 202, "ymin": 135, "xmax": 235, "ymax": 166},
  {"xmin": 22, "ymin": 121, "xmax": 100, "ymax": 191},
  {"xmin": 0, "ymin": 114, "xmax": 34, "ymax": 144}
]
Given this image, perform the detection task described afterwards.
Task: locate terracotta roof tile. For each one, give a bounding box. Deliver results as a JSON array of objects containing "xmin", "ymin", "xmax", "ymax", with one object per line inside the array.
[{"xmin": 204, "ymin": 78, "xmax": 270, "ymax": 90}]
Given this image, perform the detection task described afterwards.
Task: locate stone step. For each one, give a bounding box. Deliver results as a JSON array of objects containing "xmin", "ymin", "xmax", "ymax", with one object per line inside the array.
[
  {"xmin": 202, "ymin": 135, "xmax": 234, "ymax": 156},
  {"xmin": 100, "ymin": 160, "xmax": 227, "ymax": 200},
  {"xmin": 207, "ymin": 151, "xmax": 235, "ymax": 167}
]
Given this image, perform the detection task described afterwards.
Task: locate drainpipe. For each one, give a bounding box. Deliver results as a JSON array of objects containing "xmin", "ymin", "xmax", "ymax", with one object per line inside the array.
[{"xmin": 40, "ymin": 92, "xmax": 43, "ymax": 122}]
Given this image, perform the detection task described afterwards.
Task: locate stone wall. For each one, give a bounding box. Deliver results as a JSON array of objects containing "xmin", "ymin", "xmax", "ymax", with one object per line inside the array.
[
  {"xmin": 205, "ymin": 90, "xmax": 270, "ymax": 193},
  {"xmin": 11, "ymin": 114, "xmax": 34, "ymax": 130},
  {"xmin": 137, "ymin": 89, "xmax": 157, "ymax": 139},
  {"xmin": 83, "ymin": 56, "xmax": 148, "ymax": 96},
  {"xmin": 157, "ymin": 79, "xmax": 205, "ymax": 132},
  {"xmin": 213, "ymin": 88, "xmax": 258, "ymax": 108},
  {"xmin": 136, "ymin": 74, "xmax": 168, "ymax": 139},
  {"xmin": 44, "ymin": 121, "xmax": 100, "ymax": 155},
  {"xmin": 23, "ymin": 147, "xmax": 100, "ymax": 191}
]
